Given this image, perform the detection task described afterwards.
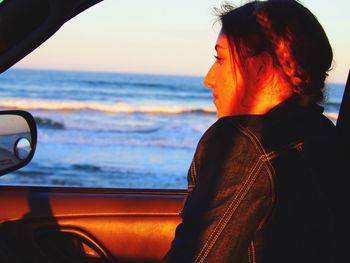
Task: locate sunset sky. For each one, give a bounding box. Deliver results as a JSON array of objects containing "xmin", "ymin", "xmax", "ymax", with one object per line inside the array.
[{"xmin": 15, "ymin": 0, "xmax": 349, "ymax": 84}]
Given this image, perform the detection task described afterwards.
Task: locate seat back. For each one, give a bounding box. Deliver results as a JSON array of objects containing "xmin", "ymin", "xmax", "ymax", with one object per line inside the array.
[
  {"xmin": 336, "ymin": 70, "xmax": 350, "ymax": 156},
  {"xmin": 334, "ymin": 69, "xmax": 349, "ymax": 263}
]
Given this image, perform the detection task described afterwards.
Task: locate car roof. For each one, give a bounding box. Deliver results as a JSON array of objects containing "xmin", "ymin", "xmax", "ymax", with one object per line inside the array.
[{"xmin": 0, "ymin": 0, "xmax": 102, "ymax": 73}]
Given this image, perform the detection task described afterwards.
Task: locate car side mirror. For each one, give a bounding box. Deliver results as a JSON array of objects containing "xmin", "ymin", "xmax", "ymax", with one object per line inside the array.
[{"xmin": 0, "ymin": 110, "xmax": 37, "ymax": 176}]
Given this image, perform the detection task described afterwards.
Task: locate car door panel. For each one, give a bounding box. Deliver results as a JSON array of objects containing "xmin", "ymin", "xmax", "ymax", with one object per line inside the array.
[{"xmin": 0, "ymin": 186, "xmax": 185, "ymax": 262}]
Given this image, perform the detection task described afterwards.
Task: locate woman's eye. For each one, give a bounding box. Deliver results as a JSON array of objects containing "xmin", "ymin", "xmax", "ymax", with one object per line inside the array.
[
  {"xmin": 214, "ymin": 55, "xmax": 221, "ymax": 60},
  {"xmin": 214, "ymin": 55, "xmax": 223, "ymax": 64}
]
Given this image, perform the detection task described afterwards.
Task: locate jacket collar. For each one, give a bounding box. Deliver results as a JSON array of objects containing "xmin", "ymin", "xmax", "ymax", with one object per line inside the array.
[{"xmin": 265, "ymin": 96, "xmax": 324, "ymax": 122}]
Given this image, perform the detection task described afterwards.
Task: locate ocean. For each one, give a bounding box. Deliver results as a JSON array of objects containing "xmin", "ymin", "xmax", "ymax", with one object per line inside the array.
[{"xmin": 0, "ymin": 68, "xmax": 345, "ymax": 189}]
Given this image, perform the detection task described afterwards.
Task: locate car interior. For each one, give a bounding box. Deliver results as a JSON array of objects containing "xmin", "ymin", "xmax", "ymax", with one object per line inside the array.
[{"xmin": 0, "ymin": 0, "xmax": 348, "ymax": 262}]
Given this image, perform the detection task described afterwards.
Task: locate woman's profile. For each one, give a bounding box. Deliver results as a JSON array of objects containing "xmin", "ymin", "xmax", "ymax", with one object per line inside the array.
[{"xmin": 164, "ymin": 0, "xmax": 336, "ymax": 262}]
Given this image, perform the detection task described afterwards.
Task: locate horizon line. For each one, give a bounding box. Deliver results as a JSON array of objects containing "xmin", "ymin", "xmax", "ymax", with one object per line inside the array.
[
  {"xmin": 10, "ymin": 66, "xmax": 346, "ymax": 85},
  {"xmin": 11, "ymin": 66, "xmax": 205, "ymax": 79}
]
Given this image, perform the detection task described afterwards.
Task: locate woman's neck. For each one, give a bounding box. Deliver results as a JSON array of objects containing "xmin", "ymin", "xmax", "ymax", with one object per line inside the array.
[{"xmin": 243, "ymin": 74, "xmax": 293, "ymax": 115}]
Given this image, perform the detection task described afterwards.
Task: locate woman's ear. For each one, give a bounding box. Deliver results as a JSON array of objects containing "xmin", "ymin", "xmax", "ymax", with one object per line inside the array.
[{"xmin": 247, "ymin": 52, "xmax": 273, "ymax": 84}]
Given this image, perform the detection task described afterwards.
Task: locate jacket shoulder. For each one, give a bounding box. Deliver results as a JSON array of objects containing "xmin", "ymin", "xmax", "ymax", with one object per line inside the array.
[
  {"xmin": 191, "ymin": 117, "xmax": 270, "ymax": 186},
  {"xmin": 196, "ymin": 117, "xmax": 267, "ymax": 160}
]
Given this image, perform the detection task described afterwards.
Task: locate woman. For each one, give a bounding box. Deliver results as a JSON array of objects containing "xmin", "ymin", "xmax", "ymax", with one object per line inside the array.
[{"xmin": 164, "ymin": 1, "xmax": 336, "ymax": 262}]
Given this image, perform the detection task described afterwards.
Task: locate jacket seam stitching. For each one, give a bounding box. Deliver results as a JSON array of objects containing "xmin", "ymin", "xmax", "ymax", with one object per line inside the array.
[
  {"xmin": 194, "ymin": 158, "xmax": 264, "ymax": 263},
  {"xmin": 251, "ymin": 241, "xmax": 256, "ymax": 263},
  {"xmin": 238, "ymin": 125, "xmax": 276, "ymax": 231},
  {"xmin": 192, "ymin": 159, "xmax": 198, "ymax": 183},
  {"xmin": 248, "ymin": 245, "xmax": 252, "ymax": 263},
  {"xmin": 237, "ymin": 125, "xmax": 277, "ymax": 159}
]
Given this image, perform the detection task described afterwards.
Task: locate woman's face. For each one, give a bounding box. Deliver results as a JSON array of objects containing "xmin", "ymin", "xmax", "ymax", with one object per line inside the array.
[{"xmin": 204, "ymin": 32, "xmax": 244, "ymax": 118}]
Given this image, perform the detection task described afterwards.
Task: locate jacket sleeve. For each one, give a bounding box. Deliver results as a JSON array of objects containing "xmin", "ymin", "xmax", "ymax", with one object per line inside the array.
[{"xmin": 163, "ymin": 120, "xmax": 275, "ymax": 263}]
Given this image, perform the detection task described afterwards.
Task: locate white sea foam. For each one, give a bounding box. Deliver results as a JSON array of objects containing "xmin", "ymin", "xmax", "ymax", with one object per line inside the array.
[
  {"xmin": 324, "ymin": 112, "xmax": 338, "ymax": 123},
  {"xmin": 0, "ymin": 98, "xmax": 215, "ymax": 114}
]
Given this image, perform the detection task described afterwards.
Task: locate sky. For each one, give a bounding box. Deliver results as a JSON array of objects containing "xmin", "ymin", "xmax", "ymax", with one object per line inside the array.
[{"xmin": 15, "ymin": 0, "xmax": 350, "ymax": 84}]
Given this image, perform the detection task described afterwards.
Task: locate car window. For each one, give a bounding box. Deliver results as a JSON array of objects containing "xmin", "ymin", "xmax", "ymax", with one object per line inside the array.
[{"xmin": 0, "ymin": 0, "xmax": 348, "ymax": 189}]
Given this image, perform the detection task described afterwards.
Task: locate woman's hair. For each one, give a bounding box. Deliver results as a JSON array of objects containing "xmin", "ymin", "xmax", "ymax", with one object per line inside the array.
[{"xmin": 215, "ymin": 0, "xmax": 333, "ymax": 103}]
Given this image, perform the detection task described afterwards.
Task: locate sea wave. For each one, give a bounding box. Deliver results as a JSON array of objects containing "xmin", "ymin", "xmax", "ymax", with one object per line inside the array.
[
  {"xmin": 324, "ymin": 101, "xmax": 342, "ymax": 107},
  {"xmin": 324, "ymin": 112, "xmax": 338, "ymax": 123},
  {"xmin": 33, "ymin": 116, "xmax": 164, "ymax": 133},
  {"xmin": 0, "ymin": 98, "xmax": 215, "ymax": 115},
  {"xmin": 35, "ymin": 117, "xmax": 65, "ymax": 129},
  {"xmin": 65, "ymin": 123, "xmax": 162, "ymax": 133}
]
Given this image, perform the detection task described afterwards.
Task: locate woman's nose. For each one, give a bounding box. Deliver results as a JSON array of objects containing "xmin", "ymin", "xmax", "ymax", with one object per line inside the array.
[{"xmin": 204, "ymin": 64, "xmax": 215, "ymax": 88}]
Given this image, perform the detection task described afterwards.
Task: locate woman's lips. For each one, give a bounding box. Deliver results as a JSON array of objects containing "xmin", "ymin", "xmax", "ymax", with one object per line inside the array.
[{"xmin": 213, "ymin": 93, "xmax": 218, "ymax": 105}]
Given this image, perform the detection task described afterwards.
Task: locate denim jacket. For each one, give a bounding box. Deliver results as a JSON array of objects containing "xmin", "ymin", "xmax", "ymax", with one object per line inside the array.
[{"xmin": 164, "ymin": 98, "xmax": 336, "ymax": 263}]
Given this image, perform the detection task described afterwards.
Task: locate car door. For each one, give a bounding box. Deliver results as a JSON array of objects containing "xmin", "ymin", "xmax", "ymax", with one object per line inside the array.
[
  {"xmin": 0, "ymin": 187, "xmax": 184, "ymax": 262},
  {"xmin": 0, "ymin": 1, "xmax": 185, "ymax": 262}
]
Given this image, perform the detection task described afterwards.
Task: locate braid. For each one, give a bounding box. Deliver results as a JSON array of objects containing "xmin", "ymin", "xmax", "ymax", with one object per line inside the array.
[{"xmin": 256, "ymin": 11, "xmax": 309, "ymax": 96}]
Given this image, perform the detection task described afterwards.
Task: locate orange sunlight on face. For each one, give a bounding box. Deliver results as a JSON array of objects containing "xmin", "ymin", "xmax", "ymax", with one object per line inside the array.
[
  {"xmin": 204, "ymin": 32, "xmax": 245, "ymax": 118},
  {"xmin": 204, "ymin": 31, "xmax": 293, "ymax": 118}
]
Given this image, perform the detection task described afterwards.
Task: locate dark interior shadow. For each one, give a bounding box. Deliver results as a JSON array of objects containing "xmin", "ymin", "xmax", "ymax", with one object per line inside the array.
[{"xmin": 0, "ymin": 187, "xmax": 88, "ymax": 263}]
